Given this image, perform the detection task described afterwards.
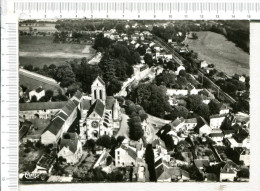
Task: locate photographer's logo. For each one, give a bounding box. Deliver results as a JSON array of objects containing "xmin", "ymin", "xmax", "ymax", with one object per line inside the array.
[{"xmin": 24, "ymin": 171, "xmax": 40, "ymax": 180}]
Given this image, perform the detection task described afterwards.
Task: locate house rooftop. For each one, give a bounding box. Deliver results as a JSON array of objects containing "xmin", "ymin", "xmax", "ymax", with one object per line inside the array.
[
  {"xmin": 20, "ymin": 101, "xmax": 67, "ymax": 111},
  {"xmin": 184, "ymin": 118, "xmax": 197, "ymax": 123},
  {"xmin": 210, "ymin": 114, "xmax": 226, "ymax": 119},
  {"xmin": 120, "ymin": 144, "xmax": 137, "ymax": 160},
  {"xmin": 194, "ymin": 159, "xmax": 210, "ymax": 169},
  {"xmin": 35, "ymin": 86, "xmax": 44, "ymax": 93},
  {"xmin": 209, "ymin": 133, "xmax": 224, "ymax": 137},
  {"xmin": 60, "ymin": 132, "xmax": 79, "ymax": 153}
]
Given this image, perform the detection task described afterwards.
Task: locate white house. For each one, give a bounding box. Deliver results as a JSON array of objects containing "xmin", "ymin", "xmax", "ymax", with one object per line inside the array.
[
  {"xmin": 209, "ymin": 114, "xmax": 226, "ymax": 129},
  {"xmin": 115, "ymin": 144, "xmax": 137, "ymax": 167},
  {"xmin": 184, "ymin": 118, "xmax": 197, "ymax": 131},
  {"xmin": 220, "ymin": 163, "xmax": 236, "ymax": 182},
  {"xmin": 29, "ymin": 86, "xmax": 45, "ymax": 101},
  {"xmin": 200, "ymin": 60, "xmax": 208, "ymax": 68},
  {"xmin": 209, "ymin": 133, "xmax": 224, "ymax": 143},
  {"xmin": 57, "ymin": 132, "xmax": 83, "ymax": 165}
]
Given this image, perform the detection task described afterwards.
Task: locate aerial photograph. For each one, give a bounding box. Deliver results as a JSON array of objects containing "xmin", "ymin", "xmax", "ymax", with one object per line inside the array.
[{"xmin": 18, "ymin": 19, "xmax": 250, "ymax": 183}]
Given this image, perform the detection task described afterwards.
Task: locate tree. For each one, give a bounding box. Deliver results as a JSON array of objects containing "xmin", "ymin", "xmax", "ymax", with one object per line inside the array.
[
  {"xmin": 208, "ymin": 99, "xmax": 221, "ymax": 115},
  {"xmin": 145, "ymin": 144, "xmax": 157, "ymax": 182},
  {"xmin": 130, "ymin": 83, "xmax": 171, "ymax": 118},
  {"xmin": 54, "ymin": 63, "xmax": 76, "ymax": 87},
  {"xmin": 24, "ymin": 64, "xmax": 34, "ymax": 71},
  {"xmin": 128, "ymin": 116, "xmax": 144, "ymax": 141},
  {"xmin": 86, "ymin": 139, "xmax": 96, "ymax": 150},
  {"xmin": 195, "ymin": 103, "xmax": 210, "ymax": 120},
  {"xmin": 144, "ymin": 53, "xmax": 153, "ymax": 67},
  {"xmin": 30, "ymin": 95, "xmax": 37, "ymax": 102},
  {"xmin": 179, "ymin": 69, "xmax": 186, "ymax": 77},
  {"xmin": 45, "ymin": 90, "xmax": 54, "ymax": 100},
  {"xmin": 96, "ymin": 135, "xmax": 112, "ymax": 149},
  {"xmin": 107, "ymin": 78, "xmax": 122, "ymax": 96},
  {"xmin": 155, "ymin": 72, "xmax": 176, "ymax": 88},
  {"xmin": 169, "ymin": 106, "xmax": 189, "ymax": 120},
  {"xmin": 186, "ymin": 94, "xmax": 202, "ymax": 111}
]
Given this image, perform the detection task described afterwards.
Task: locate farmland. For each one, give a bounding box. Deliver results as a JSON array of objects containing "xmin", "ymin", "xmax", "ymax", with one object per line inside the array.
[
  {"xmin": 184, "ymin": 31, "xmax": 249, "ymax": 76},
  {"xmin": 19, "ymin": 36, "xmax": 96, "ymax": 68}
]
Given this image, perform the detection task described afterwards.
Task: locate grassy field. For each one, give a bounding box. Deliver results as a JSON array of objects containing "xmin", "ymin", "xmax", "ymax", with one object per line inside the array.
[
  {"xmin": 19, "ymin": 73, "xmax": 62, "ymax": 95},
  {"xmin": 19, "ymin": 36, "xmax": 96, "ymax": 68},
  {"xmin": 184, "ymin": 31, "xmax": 249, "ymax": 76}
]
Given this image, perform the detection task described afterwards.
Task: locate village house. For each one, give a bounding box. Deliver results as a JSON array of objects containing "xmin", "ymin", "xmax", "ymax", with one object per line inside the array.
[
  {"xmin": 115, "ymin": 144, "xmax": 138, "ymax": 167},
  {"xmin": 57, "ymin": 132, "xmax": 83, "ymax": 165},
  {"xmin": 184, "ymin": 118, "xmax": 198, "ymax": 131},
  {"xmin": 209, "ymin": 133, "xmax": 224, "ymax": 144},
  {"xmin": 219, "ymin": 163, "xmax": 237, "ymax": 182},
  {"xmin": 29, "ymin": 86, "xmax": 45, "ymax": 101},
  {"xmin": 195, "ymin": 117, "xmax": 212, "ymax": 135},
  {"xmin": 133, "ymin": 64, "xmax": 150, "ymax": 80},
  {"xmin": 233, "ymin": 147, "xmax": 250, "ymax": 166},
  {"xmin": 200, "ymin": 60, "xmax": 208, "ymax": 68},
  {"xmin": 224, "ymin": 138, "xmax": 239, "ymax": 148},
  {"xmin": 41, "ymin": 92, "xmax": 82, "ymax": 145},
  {"xmin": 219, "ymin": 104, "xmax": 230, "ymax": 115},
  {"xmin": 19, "ymin": 101, "xmax": 67, "ymax": 120},
  {"xmin": 209, "ymin": 114, "xmax": 226, "ymax": 129},
  {"xmin": 170, "ymin": 117, "xmax": 185, "ymax": 132}
]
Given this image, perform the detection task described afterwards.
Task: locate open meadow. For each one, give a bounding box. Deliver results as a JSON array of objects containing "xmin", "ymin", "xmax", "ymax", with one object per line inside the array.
[
  {"xmin": 184, "ymin": 31, "xmax": 249, "ymax": 76},
  {"xmin": 19, "ymin": 36, "xmax": 96, "ymax": 68}
]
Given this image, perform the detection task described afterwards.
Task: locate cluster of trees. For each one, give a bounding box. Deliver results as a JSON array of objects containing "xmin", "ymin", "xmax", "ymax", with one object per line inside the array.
[
  {"xmin": 55, "ymin": 19, "xmax": 119, "ymax": 32},
  {"xmin": 216, "ymin": 78, "xmax": 246, "ymax": 96},
  {"xmin": 125, "ymin": 100, "xmax": 147, "ymax": 141},
  {"xmin": 53, "ymin": 31, "xmax": 93, "ymax": 44},
  {"xmin": 96, "ymin": 135, "xmax": 117, "ymax": 149},
  {"xmin": 152, "ymin": 24, "xmax": 186, "ymax": 43},
  {"xmin": 129, "ymin": 83, "xmax": 171, "ymax": 118}
]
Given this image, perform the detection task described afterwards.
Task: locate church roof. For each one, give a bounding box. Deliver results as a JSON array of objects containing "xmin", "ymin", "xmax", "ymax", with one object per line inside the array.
[
  {"xmin": 82, "ymin": 99, "xmax": 91, "ymax": 110},
  {"xmin": 94, "ymin": 76, "xmax": 105, "ymax": 86},
  {"xmin": 87, "ymin": 99, "xmax": 105, "ymax": 118},
  {"xmin": 105, "ymin": 96, "xmax": 115, "ymax": 110}
]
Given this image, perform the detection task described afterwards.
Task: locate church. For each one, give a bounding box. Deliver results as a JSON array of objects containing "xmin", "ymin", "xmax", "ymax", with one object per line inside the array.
[{"xmin": 79, "ymin": 76, "xmax": 121, "ymax": 142}]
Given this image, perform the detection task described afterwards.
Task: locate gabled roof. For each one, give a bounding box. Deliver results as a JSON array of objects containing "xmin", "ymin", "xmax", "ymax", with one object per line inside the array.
[
  {"xmin": 220, "ymin": 163, "xmax": 235, "ymax": 174},
  {"xmin": 105, "ymin": 96, "xmax": 115, "ymax": 110},
  {"xmin": 82, "ymin": 99, "xmax": 92, "ymax": 110},
  {"xmin": 87, "ymin": 99, "xmax": 105, "ymax": 118},
  {"xmin": 209, "ymin": 133, "xmax": 224, "ymax": 137},
  {"xmin": 61, "ymin": 100, "xmax": 77, "ymax": 116},
  {"xmin": 35, "ymin": 86, "xmax": 44, "ymax": 93},
  {"xmin": 194, "ymin": 159, "xmax": 210, "ymax": 169},
  {"xmin": 93, "ymin": 76, "xmax": 105, "ymax": 86},
  {"xmin": 43, "ymin": 116, "xmax": 64, "ymax": 135},
  {"xmin": 59, "ymin": 132, "xmax": 80, "ymax": 153},
  {"xmin": 120, "ymin": 144, "xmax": 137, "ymax": 160},
  {"xmin": 20, "ymin": 101, "xmax": 67, "ymax": 111},
  {"xmin": 73, "ymin": 90, "xmax": 83, "ymax": 101},
  {"xmin": 171, "ymin": 117, "xmax": 185, "ymax": 127},
  {"xmin": 184, "ymin": 118, "xmax": 197, "ymax": 123}
]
